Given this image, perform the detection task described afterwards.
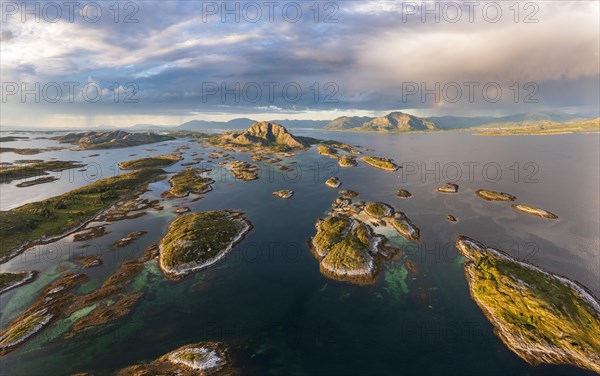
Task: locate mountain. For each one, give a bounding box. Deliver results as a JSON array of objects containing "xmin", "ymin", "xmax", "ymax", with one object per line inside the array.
[
  {"xmin": 361, "ymin": 112, "xmax": 437, "ymax": 131},
  {"xmin": 221, "ymin": 121, "xmax": 308, "ymax": 149},
  {"xmin": 323, "ymin": 110, "xmax": 594, "ymax": 132},
  {"xmin": 177, "ymin": 118, "xmax": 256, "ymax": 130},
  {"xmin": 324, "ymin": 116, "xmax": 375, "ymax": 130},
  {"xmin": 324, "ymin": 112, "xmax": 436, "ymax": 132}
]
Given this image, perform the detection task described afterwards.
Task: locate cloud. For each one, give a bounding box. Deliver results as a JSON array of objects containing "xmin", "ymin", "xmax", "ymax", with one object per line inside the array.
[{"xmin": 1, "ymin": 1, "xmax": 598, "ymax": 127}]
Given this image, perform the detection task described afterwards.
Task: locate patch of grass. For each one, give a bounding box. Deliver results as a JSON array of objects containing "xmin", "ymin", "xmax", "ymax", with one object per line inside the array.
[
  {"xmin": 118, "ymin": 154, "xmax": 182, "ymax": 170},
  {"xmin": 0, "ymin": 168, "xmax": 165, "ymax": 260}
]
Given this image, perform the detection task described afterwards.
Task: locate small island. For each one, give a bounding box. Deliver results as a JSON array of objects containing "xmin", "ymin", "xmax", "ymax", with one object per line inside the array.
[
  {"xmin": 476, "ymin": 189, "xmax": 517, "ymax": 201},
  {"xmin": 339, "ymin": 189, "xmax": 359, "ymax": 198},
  {"xmin": 512, "ymin": 204, "xmax": 559, "ymax": 219},
  {"xmin": 361, "ymin": 156, "xmax": 398, "ymax": 171},
  {"xmin": 118, "ymin": 154, "xmax": 183, "ymax": 170},
  {"xmin": 159, "ymin": 210, "xmax": 252, "ymax": 278},
  {"xmin": 437, "ymin": 182, "xmax": 459, "ymax": 193},
  {"xmin": 272, "ymin": 189, "xmax": 294, "ymax": 199},
  {"xmin": 396, "ymin": 189, "xmax": 412, "ymax": 199},
  {"xmin": 116, "ymin": 342, "xmax": 233, "ymax": 376},
  {"xmin": 0, "ymin": 271, "xmax": 37, "ymax": 294},
  {"xmin": 112, "ymin": 231, "xmax": 147, "ymax": 248},
  {"xmin": 228, "ymin": 160, "xmax": 260, "ymax": 181},
  {"xmin": 325, "ymin": 177, "xmax": 341, "ymax": 188},
  {"xmin": 456, "ymin": 236, "xmax": 600, "ymax": 374},
  {"xmin": 163, "ymin": 167, "xmax": 214, "ymax": 198},
  {"xmin": 339, "ymin": 155, "xmax": 358, "ymax": 167},
  {"xmin": 310, "ymin": 198, "xmax": 419, "ymax": 284}
]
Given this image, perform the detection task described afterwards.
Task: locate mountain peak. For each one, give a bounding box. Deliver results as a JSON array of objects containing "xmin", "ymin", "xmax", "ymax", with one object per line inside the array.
[{"xmin": 222, "ymin": 121, "xmax": 307, "ymax": 149}]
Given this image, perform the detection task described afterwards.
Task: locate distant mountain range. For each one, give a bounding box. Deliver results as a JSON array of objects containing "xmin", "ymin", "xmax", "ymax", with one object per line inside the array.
[{"xmin": 123, "ymin": 110, "xmax": 597, "ymax": 133}]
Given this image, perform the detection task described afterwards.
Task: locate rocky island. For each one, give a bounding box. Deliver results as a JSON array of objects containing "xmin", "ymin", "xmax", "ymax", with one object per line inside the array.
[
  {"xmin": 338, "ymin": 155, "xmax": 358, "ymax": 167},
  {"xmin": 163, "ymin": 167, "xmax": 214, "ymax": 197},
  {"xmin": 396, "ymin": 189, "xmax": 412, "ymax": 199},
  {"xmin": 159, "ymin": 210, "xmax": 252, "ymax": 278},
  {"xmin": 455, "ymin": 236, "xmax": 600, "ymax": 374},
  {"xmin": 512, "ymin": 204, "xmax": 559, "ymax": 219},
  {"xmin": 52, "ymin": 130, "xmax": 175, "ymax": 150},
  {"xmin": 437, "ymin": 183, "xmax": 459, "ymax": 193},
  {"xmin": 361, "ymin": 156, "xmax": 398, "ymax": 171},
  {"xmin": 118, "ymin": 154, "xmax": 183, "ymax": 170},
  {"xmin": 325, "ymin": 177, "xmax": 342, "ymax": 188},
  {"xmin": 272, "ymin": 189, "xmax": 294, "ymax": 199},
  {"xmin": 310, "ymin": 198, "xmax": 420, "ymax": 284},
  {"xmin": 227, "ymin": 160, "xmax": 260, "ymax": 181},
  {"xmin": 116, "ymin": 342, "xmax": 233, "ymax": 376},
  {"xmin": 476, "ymin": 189, "xmax": 517, "ymax": 201}
]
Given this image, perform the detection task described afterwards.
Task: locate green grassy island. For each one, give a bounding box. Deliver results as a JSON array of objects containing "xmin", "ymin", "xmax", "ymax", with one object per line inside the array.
[
  {"xmin": 361, "ymin": 156, "xmax": 398, "ymax": 171},
  {"xmin": 0, "ymin": 168, "xmax": 165, "ymax": 261},
  {"xmin": 163, "ymin": 168, "xmax": 214, "ymax": 197},
  {"xmin": 476, "ymin": 189, "xmax": 517, "ymax": 201},
  {"xmin": 455, "ymin": 236, "xmax": 600, "ymax": 374},
  {"xmin": 512, "ymin": 204, "xmax": 559, "ymax": 219},
  {"xmin": 159, "ymin": 211, "xmax": 252, "ymax": 278},
  {"xmin": 118, "ymin": 154, "xmax": 182, "ymax": 170}
]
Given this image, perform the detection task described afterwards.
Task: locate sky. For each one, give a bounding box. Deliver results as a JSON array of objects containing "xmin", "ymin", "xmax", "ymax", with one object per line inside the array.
[{"xmin": 1, "ymin": 0, "xmax": 599, "ymax": 128}]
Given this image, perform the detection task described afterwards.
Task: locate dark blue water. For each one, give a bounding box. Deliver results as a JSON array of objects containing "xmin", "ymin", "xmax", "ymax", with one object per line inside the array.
[{"xmin": 0, "ymin": 130, "xmax": 598, "ymax": 375}]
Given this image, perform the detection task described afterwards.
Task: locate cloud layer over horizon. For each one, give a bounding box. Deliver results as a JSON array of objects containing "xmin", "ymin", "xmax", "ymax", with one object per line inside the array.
[{"xmin": 1, "ymin": 0, "xmax": 599, "ymax": 127}]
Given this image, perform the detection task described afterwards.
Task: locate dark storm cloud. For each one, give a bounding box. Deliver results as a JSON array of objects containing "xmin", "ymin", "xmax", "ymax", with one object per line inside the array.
[{"xmin": 1, "ymin": 0, "xmax": 599, "ymax": 124}]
